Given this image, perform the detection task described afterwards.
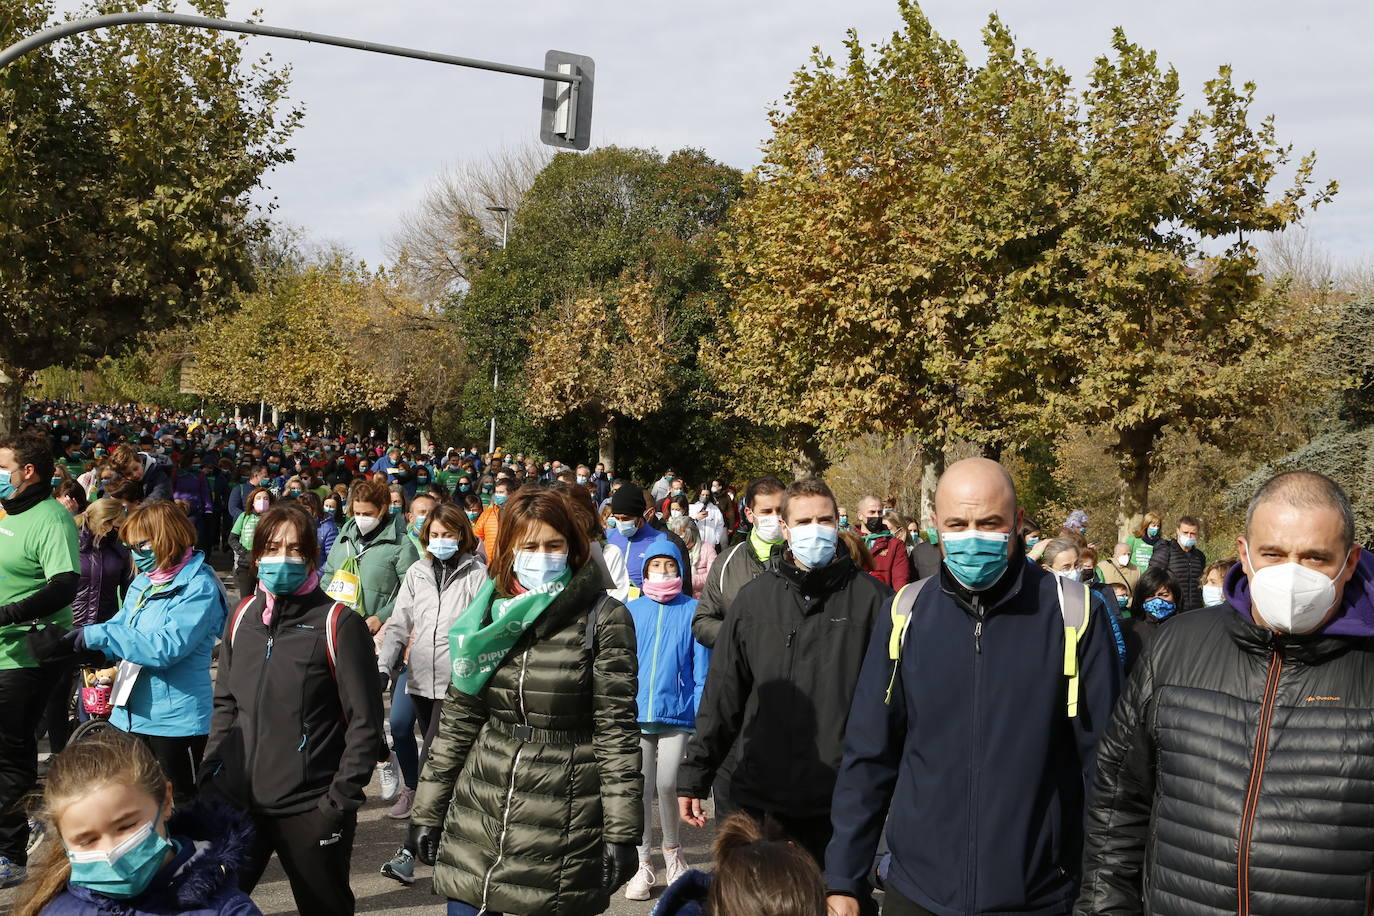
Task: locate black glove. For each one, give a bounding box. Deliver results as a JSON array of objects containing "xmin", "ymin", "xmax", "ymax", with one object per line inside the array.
[
  {"xmin": 602, "ymin": 841, "xmax": 638, "ymax": 891},
  {"xmin": 408, "ymin": 823, "xmax": 442, "ymax": 866},
  {"xmin": 378, "ymin": 670, "xmax": 390, "ymax": 693}
]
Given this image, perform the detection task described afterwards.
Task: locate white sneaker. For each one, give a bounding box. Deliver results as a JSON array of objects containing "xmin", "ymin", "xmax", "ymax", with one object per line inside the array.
[
  {"xmin": 624, "ymin": 861, "xmax": 655, "ymax": 901},
  {"xmin": 663, "ymin": 845, "xmax": 688, "ymax": 886},
  {"xmin": 376, "ymin": 752, "xmax": 401, "ymax": 802}
]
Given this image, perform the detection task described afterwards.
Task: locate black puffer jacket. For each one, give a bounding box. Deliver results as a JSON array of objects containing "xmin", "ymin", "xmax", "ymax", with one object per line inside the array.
[
  {"xmin": 1077, "ymin": 554, "xmax": 1374, "ymax": 915},
  {"xmin": 1146, "ymin": 539, "xmax": 1206, "ymax": 611}
]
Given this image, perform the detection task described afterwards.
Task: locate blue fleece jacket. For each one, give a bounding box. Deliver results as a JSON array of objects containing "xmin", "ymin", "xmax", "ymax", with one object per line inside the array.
[
  {"xmin": 626, "ymin": 541, "xmax": 711, "ymax": 729},
  {"xmin": 607, "ymin": 522, "xmax": 666, "ymax": 588},
  {"xmin": 824, "ymin": 559, "xmax": 1121, "ymax": 915},
  {"xmin": 82, "ymin": 551, "xmax": 229, "ymax": 737}
]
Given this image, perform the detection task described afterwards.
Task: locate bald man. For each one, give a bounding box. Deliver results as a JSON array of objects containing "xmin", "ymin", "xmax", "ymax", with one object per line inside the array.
[
  {"xmin": 825, "ymin": 458, "xmax": 1122, "ymax": 916},
  {"xmin": 1078, "ymin": 471, "xmax": 1374, "ymax": 915}
]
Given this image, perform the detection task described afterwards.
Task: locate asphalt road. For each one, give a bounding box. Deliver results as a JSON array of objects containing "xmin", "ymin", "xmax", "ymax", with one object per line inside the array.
[{"xmin": 1, "ymin": 554, "xmax": 718, "ymax": 915}]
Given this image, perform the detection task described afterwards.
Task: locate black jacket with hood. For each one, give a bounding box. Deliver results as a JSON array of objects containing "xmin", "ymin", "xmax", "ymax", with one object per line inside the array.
[
  {"xmin": 678, "ymin": 540, "xmax": 892, "ymax": 816},
  {"xmin": 1076, "ymin": 553, "xmax": 1374, "ymax": 916},
  {"xmin": 201, "ymin": 586, "xmax": 384, "ymax": 825}
]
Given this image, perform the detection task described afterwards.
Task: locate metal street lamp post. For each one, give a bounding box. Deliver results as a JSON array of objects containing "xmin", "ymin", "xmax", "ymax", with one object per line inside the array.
[{"xmin": 485, "ymin": 205, "xmax": 510, "ymax": 456}]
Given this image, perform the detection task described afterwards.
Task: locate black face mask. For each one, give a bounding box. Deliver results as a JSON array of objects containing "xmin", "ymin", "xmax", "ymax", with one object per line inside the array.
[{"xmin": 864, "ymin": 516, "xmax": 886, "ymax": 535}]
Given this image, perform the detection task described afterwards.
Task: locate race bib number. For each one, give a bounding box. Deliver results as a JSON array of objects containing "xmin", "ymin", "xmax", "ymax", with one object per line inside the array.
[{"xmin": 325, "ymin": 568, "xmax": 360, "ymax": 607}]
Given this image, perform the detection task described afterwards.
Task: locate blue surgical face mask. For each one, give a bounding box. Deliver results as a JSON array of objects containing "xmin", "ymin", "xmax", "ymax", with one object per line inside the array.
[
  {"xmin": 1143, "ymin": 596, "xmax": 1176, "ymax": 620},
  {"xmin": 514, "ymin": 550, "xmax": 569, "ymax": 590},
  {"xmin": 0, "ymin": 468, "xmax": 19, "ymax": 501},
  {"xmin": 940, "ymin": 530, "xmax": 1011, "ymax": 591},
  {"xmin": 66, "ymin": 804, "xmax": 173, "ymax": 900},
  {"xmin": 428, "ymin": 537, "xmax": 459, "ymax": 561},
  {"xmin": 257, "ymin": 557, "xmax": 310, "ymax": 596},
  {"xmin": 788, "ymin": 523, "xmax": 838, "ymax": 569},
  {"xmin": 131, "ymin": 546, "xmax": 158, "ymax": 574},
  {"xmin": 615, "ymin": 518, "xmax": 639, "ymax": 537},
  {"xmin": 389, "ymin": 505, "xmax": 402, "ymax": 516},
  {"xmin": 493, "ymin": 493, "xmax": 509, "ymax": 507},
  {"xmin": 1178, "ymin": 535, "xmax": 1198, "ymax": 549},
  {"xmin": 1147, "ymin": 526, "xmax": 1160, "ymax": 537},
  {"xmin": 576, "ymin": 475, "xmax": 587, "ymax": 485},
  {"xmin": 1117, "ymin": 594, "xmax": 1130, "ymax": 609}
]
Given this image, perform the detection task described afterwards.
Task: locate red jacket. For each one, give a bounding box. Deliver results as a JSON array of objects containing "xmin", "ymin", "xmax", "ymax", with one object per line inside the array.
[{"xmin": 867, "ymin": 535, "xmax": 913, "ymax": 589}]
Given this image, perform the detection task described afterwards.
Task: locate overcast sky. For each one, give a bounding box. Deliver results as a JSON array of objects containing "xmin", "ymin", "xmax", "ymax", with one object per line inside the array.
[{"xmin": 90, "ymin": 1, "xmax": 1374, "ymax": 268}]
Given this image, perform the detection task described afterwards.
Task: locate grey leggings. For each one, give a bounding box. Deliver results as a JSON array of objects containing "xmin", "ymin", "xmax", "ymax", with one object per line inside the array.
[{"xmin": 637, "ymin": 729, "xmax": 689, "ymax": 860}]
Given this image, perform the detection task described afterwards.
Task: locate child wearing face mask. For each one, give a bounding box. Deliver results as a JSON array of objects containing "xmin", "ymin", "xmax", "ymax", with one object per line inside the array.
[
  {"xmin": 228, "ymin": 487, "xmax": 274, "ymax": 601},
  {"xmin": 1200, "ymin": 557, "xmax": 1238, "ymax": 609},
  {"xmin": 621, "ymin": 542, "xmax": 710, "ymax": 901},
  {"xmin": 14, "ymin": 729, "xmax": 261, "ymax": 916}
]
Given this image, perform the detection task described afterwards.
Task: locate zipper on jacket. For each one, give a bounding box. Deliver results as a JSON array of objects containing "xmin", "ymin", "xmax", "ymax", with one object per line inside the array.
[
  {"xmin": 480, "ymin": 647, "xmax": 532, "ymax": 914},
  {"xmin": 1237, "ymin": 647, "xmax": 1283, "ymax": 916},
  {"xmin": 247, "ymin": 612, "xmax": 278, "ymax": 787},
  {"xmin": 965, "ymin": 596, "xmax": 984, "ymax": 911},
  {"xmin": 648, "ymin": 602, "xmax": 665, "ymax": 724}
]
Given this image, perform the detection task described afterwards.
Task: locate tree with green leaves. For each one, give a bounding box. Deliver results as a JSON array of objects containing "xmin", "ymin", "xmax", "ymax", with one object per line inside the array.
[
  {"xmin": 714, "ymin": 0, "xmax": 1335, "ymax": 531},
  {"xmin": 0, "ymin": 0, "xmax": 300, "ymax": 433},
  {"xmin": 453, "ymin": 145, "xmax": 743, "ymax": 478}
]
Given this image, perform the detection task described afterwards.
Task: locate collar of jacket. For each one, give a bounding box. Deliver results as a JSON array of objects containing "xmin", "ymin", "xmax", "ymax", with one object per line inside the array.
[
  {"xmin": 421, "ymin": 551, "xmax": 481, "ymax": 584},
  {"xmin": 769, "ymin": 538, "xmax": 858, "ymax": 599},
  {"xmin": 0, "ymin": 480, "xmax": 53, "ymax": 515},
  {"xmin": 131, "ymin": 549, "xmax": 210, "ymax": 596},
  {"xmin": 261, "ymin": 586, "xmax": 330, "ymax": 625},
  {"xmin": 937, "ymin": 540, "xmax": 1029, "ymax": 617},
  {"xmin": 1219, "ymin": 606, "xmax": 1364, "ymax": 666},
  {"xmin": 347, "ymin": 514, "xmax": 403, "ymax": 546}
]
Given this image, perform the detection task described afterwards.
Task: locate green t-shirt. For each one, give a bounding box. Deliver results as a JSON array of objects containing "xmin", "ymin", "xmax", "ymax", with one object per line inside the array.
[
  {"xmin": 1127, "ymin": 536, "xmax": 1156, "ymax": 569},
  {"xmin": 0, "ymin": 497, "xmax": 80, "ymax": 669}
]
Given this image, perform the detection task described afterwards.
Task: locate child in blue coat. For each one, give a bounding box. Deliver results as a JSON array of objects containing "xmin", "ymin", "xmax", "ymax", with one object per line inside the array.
[
  {"xmin": 623, "ymin": 540, "xmax": 710, "ymax": 901},
  {"xmin": 15, "ymin": 729, "xmax": 260, "ymax": 916}
]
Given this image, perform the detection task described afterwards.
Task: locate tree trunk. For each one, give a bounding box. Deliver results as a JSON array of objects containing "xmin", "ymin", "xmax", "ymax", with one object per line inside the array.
[
  {"xmin": 918, "ymin": 447, "xmax": 946, "ymax": 527},
  {"xmin": 0, "ymin": 363, "xmax": 29, "ymax": 437},
  {"xmin": 1114, "ymin": 424, "xmax": 1160, "ymax": 543},
  {"xmin": 387, "ymin": 418, "xmax": 402, "ymax": 445},
  {"xmin": 596, "ymin": 413, "xmax": 616, "ymax": 476},
  {"xmin": 350, "ymin": 411, "xmax": 367, "ymax": 439},
  {"xmin": 789, "ymin": 425, "xmax": 827, "ymax": 479}
]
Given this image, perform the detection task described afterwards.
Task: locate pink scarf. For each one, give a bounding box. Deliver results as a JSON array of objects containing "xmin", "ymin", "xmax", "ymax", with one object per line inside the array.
[
  {"xmin": 149, "ymin": 548, "xmax": 195, "ymax": 585},
  {"xmin": 261, "ymin": 567, "xmax": 321, "ymax": 626}
]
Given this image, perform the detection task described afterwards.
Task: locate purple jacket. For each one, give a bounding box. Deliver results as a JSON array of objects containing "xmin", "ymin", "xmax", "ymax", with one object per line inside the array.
[
  {"xmin": 74, "ymin": 529, "xmax": 132, "ymax": 627},
  {"xmin": 1225, "ymin": 549, "xmax": 1374, "ymax": 637},
  {"xmin": 173, "ymin": 470, "xmax": 212, "ymax": 516}
]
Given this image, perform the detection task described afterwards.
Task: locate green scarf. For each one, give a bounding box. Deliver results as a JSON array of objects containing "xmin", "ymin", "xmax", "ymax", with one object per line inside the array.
[{"xmin": 448, "ymin": 569, "xmax": 572, "ymax": 695}]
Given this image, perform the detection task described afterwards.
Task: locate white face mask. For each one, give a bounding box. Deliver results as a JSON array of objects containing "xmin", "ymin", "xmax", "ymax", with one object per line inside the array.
[
  {"xmin": 1201, "ymin": 584, "xmax": 1225, "ymax": 606},
  {"xmin": 1052, "ymin": 568, "xmax": 1082, "ymax": 582},
  {"xmin": 1116, "ymin": 554, "xmax": 1131, "ymax": 567},
  {"xmin": 753, "ymin": 513, "xmax": 783, "ymax": 543},
  {"xmin": 1246, "ymin": 546, "xmax": 1349, "ymax": 634},
  {"xmin": 354, "ymin": 515, "xmax": 381, "ymax": 536}
]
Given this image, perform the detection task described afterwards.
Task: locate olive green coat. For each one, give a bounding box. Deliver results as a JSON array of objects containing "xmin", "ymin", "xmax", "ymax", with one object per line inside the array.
[{"xmin": 411, "ymin": 560, "xmax": 643, "ymax": 915}]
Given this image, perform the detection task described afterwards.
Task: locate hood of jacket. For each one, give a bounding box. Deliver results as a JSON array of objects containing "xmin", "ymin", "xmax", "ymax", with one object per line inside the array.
[
  {"xmin": 640, "ymin": 538, "xmax": 687, "ymax": 583},
  {"xmin": 1224, "ymin": 548, "xmax": 1374, "ymax": 638},
  {"xmin": 651, "ymin": 869, "xmax": 711, "ymax": 916},
  {"xmin": 62, "ymin": 800, "xmax": 253, "ymax": 910}
]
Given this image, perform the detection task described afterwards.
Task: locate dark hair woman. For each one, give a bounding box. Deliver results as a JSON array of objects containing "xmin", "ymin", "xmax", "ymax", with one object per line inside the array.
[
  {"xmin": 201, "ymin": 503, "xmax": 384, "ymax": 916},
  {"xmin": 407, "ymin": 486, "xmax": 643, "ymax": 914},
  {"xmin": 1121, "ymin": 566, "xmax": 1183, "ymax": 675}
]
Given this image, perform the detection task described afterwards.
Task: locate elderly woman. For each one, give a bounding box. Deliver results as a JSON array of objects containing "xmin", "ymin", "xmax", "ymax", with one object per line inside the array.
[{"xmin": 667, "ymin": 516, "xmax": 716, "ymax": 596}]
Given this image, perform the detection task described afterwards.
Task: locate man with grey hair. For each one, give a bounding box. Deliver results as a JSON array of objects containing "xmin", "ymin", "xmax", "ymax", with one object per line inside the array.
[{"xmin": 1077, "ymin": 470, "xmax": 1374, "ymax": 915}]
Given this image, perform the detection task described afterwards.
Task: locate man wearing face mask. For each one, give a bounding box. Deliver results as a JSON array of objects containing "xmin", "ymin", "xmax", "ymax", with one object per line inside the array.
[
  {"xmin": 856, "ymin": 495, "xmax": 914, "ymax": 589},
  {"xmin": 0, "ymin": 433, "xmax": 81, "ymax": 886},
  {"xmin": 678, "ymin": 478, "xmax": 891, "ymax": 875},
  {"xmin": 1147, "ymin": 515, "xmax": 1207, "ymax": 611},
  {"xmin": 1077, "ymin": 471, "xmax": 1374, "ymax": 915},
  {"xmin": 606, "ymin": 485, "xmax": 667, "ymax": 595},
  {"xmin": 691, "ymin": 477, "xmax": 787, "ymax": 649},
  {"xmin": 825, "ymin": 458, "xmax": 1121, "ymax": 916}
]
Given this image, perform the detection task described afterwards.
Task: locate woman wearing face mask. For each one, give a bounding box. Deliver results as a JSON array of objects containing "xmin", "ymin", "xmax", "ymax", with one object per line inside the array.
[
  {"xmin": 376, "ymin": 503, "xmax": 487, "ymax": 884},
  {"xmin": 62, "ymin": 501, "xmax": 229, "ymax": 803},
  {"xmin": 405, "ymin": 487, "xmax": 643, "ymax": 914},
  {"xmin": 15, "ymin": 730, "xmax": 261, "ymax": 916},
  {"xmin": 322, "ymin": 477, "xmax": 420, "ymax": 636},
  {"xmin": 688, "ymin": 487, "xmax": 726, "ymax": 550},
  {"xmin": 668, "ymin": 516, "xmax": 716, "ymax": 596},
  {"xmin": 201, "ymin": 503, "xmax": 384, "ymax": 916},
  {"xmin": 1037, "ymin": 537, "xmax": 1082, "ymax": 580},
  {"xmin": 1200, "ymin": 557, "xmax": 1238, "ymax": 609},
  {"xmin": 1120, "ymin": 567, "xmax": 1182, "ymax": 674},
  {"xmin": 1126, "ymin": 510, "xmax": 1164, "ymax": 568},
  {"xmin": 228, "ymin": 486, "xmax": 274, "ymax": 601}
]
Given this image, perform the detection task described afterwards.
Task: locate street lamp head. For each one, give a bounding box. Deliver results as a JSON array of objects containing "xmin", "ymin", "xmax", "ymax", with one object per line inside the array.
[{"xmin": 485, "ymin": 205, "xmax": 510, "ymax": 214}]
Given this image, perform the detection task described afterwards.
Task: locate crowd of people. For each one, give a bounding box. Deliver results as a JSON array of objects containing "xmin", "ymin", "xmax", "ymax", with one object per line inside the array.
[{"xmin": 1, "ymin": 399, "xmax": 1372, "ymax": 916}]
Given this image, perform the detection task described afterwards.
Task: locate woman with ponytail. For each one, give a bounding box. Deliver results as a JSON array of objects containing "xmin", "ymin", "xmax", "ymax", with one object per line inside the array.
[{"xmin": 653, "ymin": 813, "xmax": 827, "ymax": 916}]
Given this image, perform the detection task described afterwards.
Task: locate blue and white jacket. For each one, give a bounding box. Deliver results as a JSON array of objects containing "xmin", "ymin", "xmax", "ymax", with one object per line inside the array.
[{"xmin": 626, "ymin": 541, "xmax": 710, "ymax": 729}]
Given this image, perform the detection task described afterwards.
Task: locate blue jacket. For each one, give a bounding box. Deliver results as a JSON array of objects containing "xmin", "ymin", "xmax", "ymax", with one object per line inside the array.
[
  {"xmin": 626, "ymin": 541, "xmax": 710, "ymax": 729},
  {"xmin": 83, "ymin": 551, "xmax": 228, "ymax": 737},
  {"xmin": 316, "ymin": 516, "xmax": 339, "ymax": 571},
  {"xmin": 42, "ymin": 801, "xmax": 261, "ymax": 916},
  {"xmin": 824, "ymin": 559, "xmax": 1122, "ymax": 915},
  {"xmin": 651, "ymin": 869, "xmax": 711, "ymax": 915}
]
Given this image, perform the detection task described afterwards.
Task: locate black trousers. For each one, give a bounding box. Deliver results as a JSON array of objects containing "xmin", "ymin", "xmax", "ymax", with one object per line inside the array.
[
  {"xmin": 882, "ymin": 885, "xmax": 937, "ymax": 915},
  {"xmin": 41, "ymin": 660, "xmax": 77, "ymax": 755},
  {"xmin": 131, "ymin": 732, "xmax": 206, "ymax": 806},
  {"xmin": 239, "ymin": 805, "xmax": 358, "ymax": 916},
  {"xmin": 0, "ymin": 664, "xmax": 59, "ymax": 863}
]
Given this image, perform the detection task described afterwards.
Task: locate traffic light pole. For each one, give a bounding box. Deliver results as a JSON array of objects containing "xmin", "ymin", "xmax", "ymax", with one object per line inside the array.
[{"xmin": 0, "ymin": 11, "xmax": 593, "ymax": 147}]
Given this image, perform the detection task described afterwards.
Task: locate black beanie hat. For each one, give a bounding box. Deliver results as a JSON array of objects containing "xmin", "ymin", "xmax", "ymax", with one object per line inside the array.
[{"xmin": 611, "ymin": 484, "xmax": 648, "ymax": 517}]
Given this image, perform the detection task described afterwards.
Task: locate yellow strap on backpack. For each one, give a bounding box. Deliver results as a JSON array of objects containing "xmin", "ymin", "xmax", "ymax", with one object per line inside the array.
[
  {"xmin": 1059, "ymin": 582, "xmax": 1090, "ymax": 718},
  {"xmin": 884, "ymin": 582, "xmax": 920, "ymax": 705}
]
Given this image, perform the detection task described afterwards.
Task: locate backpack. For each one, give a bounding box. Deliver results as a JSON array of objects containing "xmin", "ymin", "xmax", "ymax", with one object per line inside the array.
[
  {"xmin": 884, "ymin": 574, "xmax": 1093, "ymax": 718},
  {"xmin": 226, "ymin": 592, "xmax": 349, "ymax": 679}
]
